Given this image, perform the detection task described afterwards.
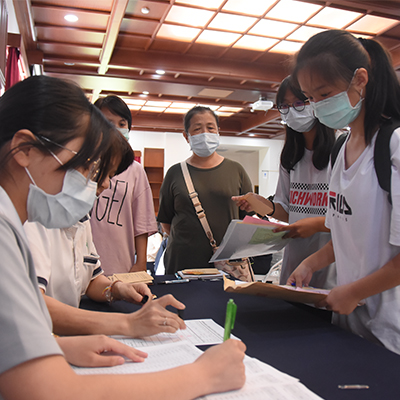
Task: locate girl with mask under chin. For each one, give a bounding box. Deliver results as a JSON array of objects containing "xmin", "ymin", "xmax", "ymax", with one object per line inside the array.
[
  {"xmin": 233, "ymin": 76, "xmax": 336, "ymax": 290},
  {"xmin": 158, "ymin": 106, "xmax": 253, "ymax": 274}
]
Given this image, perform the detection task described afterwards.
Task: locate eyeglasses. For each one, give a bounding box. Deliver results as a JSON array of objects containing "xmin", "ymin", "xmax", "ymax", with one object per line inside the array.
[
  {"xmin": 35, "ymin": 134, "xmax": 100, "ymax": 183},
  {"xmin": 277, "ymin": 100, "xmax": 309, "ymax": 115}
]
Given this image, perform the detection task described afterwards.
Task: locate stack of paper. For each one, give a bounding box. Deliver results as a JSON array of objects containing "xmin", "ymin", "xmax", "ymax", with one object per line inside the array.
[
  {"xmin": 109, "ymin": 271, "xmax": 154, "ymax": 284},
  {"xmin": 177, "ymin": 268, "xmax": 225, "ymax": 280},
  {"xmin": 72, "ymin": 319, "xmax": 323, "ymax": 400},
  {"xmin": 210, "ymin": 216, "xmax": 290, "ymax": 262}
]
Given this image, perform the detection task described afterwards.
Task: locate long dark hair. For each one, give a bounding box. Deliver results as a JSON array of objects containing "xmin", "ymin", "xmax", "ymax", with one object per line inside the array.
[
  {"xmin": 0, "ymin": 76, "xmax": 116, "ymax": 174},
  {"xmin": 292, "ymin": 29, "xmax": 400, "ymax": 145},
  {"xmin": 277, "ymin": 76, "xmax": 335, "ymax": 171}
]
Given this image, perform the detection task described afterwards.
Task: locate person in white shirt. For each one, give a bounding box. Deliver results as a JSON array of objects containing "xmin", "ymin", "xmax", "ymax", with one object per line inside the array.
[
  {"xmin": 0, "ymin": 75, "xmax": 246, "ymax": 400},
  {"xmin": 287, "ymin": 30, "xmax": 400, "ymax": 355}
]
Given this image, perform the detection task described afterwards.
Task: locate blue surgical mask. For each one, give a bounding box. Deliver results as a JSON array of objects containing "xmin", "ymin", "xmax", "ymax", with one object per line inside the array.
[
  {"xmin": 311, "ymin": 71, "xmax": 363, "ymax": 130},
  {"xmin": 282, "ymin": 104, "xmax": 316, "ymax": 132},
  {"xmin": 117, "ymin": 127, "xmax": 130, "ymax": 141},
  {"xmin": 26, "ymin": 168, "xmax": 97, "ymax": 229},
  {"xmin": 188, "ymin": 132, "xmax": 220, "ymax": 157}
]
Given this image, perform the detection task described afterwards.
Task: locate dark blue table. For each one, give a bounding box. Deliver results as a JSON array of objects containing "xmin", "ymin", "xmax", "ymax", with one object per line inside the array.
[{"xmin": 80, "ymin": 277, "xmax": 400, "ymax": 400}]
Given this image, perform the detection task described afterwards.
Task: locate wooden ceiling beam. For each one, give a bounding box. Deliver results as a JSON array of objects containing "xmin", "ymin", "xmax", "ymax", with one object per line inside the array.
[
  {"xmin": 110, "ymin": 48, "xmax": 289, "ymax": 84},
  {"xmin": 238, "ymin": 110, "xmax": 282, "ymax": 134}
]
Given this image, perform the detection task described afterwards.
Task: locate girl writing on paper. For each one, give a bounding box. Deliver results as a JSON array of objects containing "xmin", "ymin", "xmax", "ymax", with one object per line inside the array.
[
  {"xmin": 0, "ymin": 76, "xmax": 246, "ymax": 399},
  {"xmin": 288, "ymin": 30, "xmax": 400, "ymax": 354},
  {"xmin": 233, "ymin": 76, "xmax": 336, "ymax": 289}
]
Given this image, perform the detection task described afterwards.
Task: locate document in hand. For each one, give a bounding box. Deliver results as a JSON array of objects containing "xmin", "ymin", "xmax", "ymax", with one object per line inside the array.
[
  {"xmin": 223, "ymin": 276, "xmax": 329, "ymax": 304},
  {"xmin": 209, "ymin": 216, "xmax": 290, "ymax": 262},
  {"xmin": 109, "ymin": 271, "xmax": 154, "ymax": 284}
]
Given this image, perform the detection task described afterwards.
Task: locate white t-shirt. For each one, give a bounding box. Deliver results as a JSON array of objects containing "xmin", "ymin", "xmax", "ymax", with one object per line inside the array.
[
  {"xmin": 24, "ymin": 217, "xmax": 103, "ymax": 308},
  {"xmin": 0, "ymin": 187, "xmax": 62, "ymax": 380},
  {"xmin": 275, "ymin": 149, "xmax": 336, "ymax": 288},
  {"xmin": 326, "ymin": 128, "xmax": 400, "ymax": 354}
]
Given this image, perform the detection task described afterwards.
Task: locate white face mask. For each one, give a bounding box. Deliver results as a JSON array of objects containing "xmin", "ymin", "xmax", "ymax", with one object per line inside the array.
[
  {"xmin": 281, "ymin": 104, "xmax": 316, "ymax": 132},
  {"xmin": 117, "ymin": 127, "xmax": 130, "ymax": 141},
  {"xmin": 188, "ymin": 132, "xmax": 220, "ymax": 157}
]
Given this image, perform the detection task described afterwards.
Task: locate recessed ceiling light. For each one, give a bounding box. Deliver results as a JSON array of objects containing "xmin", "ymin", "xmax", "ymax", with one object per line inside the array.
[
  {"xmin": 156, "ymin": 69, "xmax": 165, "ymax": 75},
  {"xmin": 64, "ymin": 62, "xmax": 75, "ymax": 66},
  {"xmin": 141, "ymin": 7, "xmax": 150, "ymax": 14},
  {"xmin": 64, "ymin": 14, "xmax": 78, "ymax": 22},
  {"xmin": 142, "ymin": 91, "xmax": 149, "ymax": 95}
]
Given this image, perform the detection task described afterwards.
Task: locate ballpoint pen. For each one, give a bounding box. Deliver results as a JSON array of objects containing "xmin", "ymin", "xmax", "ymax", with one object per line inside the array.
[{"xmin": 223, "ymin": 299, "xmax": 237, "ymax": 341}]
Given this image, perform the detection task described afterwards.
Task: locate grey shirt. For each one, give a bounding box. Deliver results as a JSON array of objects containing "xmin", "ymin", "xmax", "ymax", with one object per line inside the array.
[{"xmin": 0, "ymin": 187, "xmax": 62, "ymax": 379}]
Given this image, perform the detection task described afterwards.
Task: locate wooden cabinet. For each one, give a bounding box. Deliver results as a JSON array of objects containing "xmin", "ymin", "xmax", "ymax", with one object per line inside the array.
[{"xmin": 144, "ymin": 148, "xmax": 164, "ymax": 215}]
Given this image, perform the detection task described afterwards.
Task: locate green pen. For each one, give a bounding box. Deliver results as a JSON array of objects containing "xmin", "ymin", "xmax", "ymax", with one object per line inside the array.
[{"xmin": 223, "ymin": 299, "xmax": 237, "ymax": 341}]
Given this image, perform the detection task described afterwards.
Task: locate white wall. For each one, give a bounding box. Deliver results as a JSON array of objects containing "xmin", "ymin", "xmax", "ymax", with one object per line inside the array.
[{"xmin": 128, "ymin": 130, "xmax": 284, "ymax": 196}]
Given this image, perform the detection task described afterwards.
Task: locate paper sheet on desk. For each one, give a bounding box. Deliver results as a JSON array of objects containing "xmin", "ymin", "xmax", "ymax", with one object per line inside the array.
[
  {"xmin": 224, "ymin": 276, "xmax": 329, "ymax": 304},
  {"xmin": 112, "ymin": 319, "xmax": 239, "ymax": 348},
  {"xmin": 210, "ymin": 217, "xmax": 290, "ymax": 262}
]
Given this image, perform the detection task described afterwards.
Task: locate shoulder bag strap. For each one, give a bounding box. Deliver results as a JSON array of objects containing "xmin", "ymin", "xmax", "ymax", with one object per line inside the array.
[{"xmin": 180, "ymin": 161, "xmax": 217, "ymax": 249}]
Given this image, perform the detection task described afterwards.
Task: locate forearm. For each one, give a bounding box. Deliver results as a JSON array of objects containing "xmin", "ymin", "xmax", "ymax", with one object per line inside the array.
[
  {"xmin": 85, "ymin": 275, "xmax": 112, "ymax": 302},
  {"xmin": 0, "ymin": 354, "xmax": 217, "ymax": 400},
  {"xmin": 44, "ymin": 294, "xmax": 130, "ymax": 336},
  {"xmin": 130, "ymin": 233, "xmax": 148, "ymax": 272},
  {"xmin": 270, "ymin": 202, "xmax": 289, "ymax": 222},
  {"xmin": 305, "ymin": 240, "xmax": 335, "ymax": 273},
  {"xmin": 161, "ymin": 223, "xmax": 171, "ymax": 236}
]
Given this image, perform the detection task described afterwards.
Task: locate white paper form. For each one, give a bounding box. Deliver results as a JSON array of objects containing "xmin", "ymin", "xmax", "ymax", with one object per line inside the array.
[
  {"xmin": 114, "ymin": 319, "xmax": 239, "ymax": 348},
  {"xmin": 72, "ymin": 341, "xmax": 203, "ymax": 375},
  {"xmin": 199, "ymin": 357, "xmax": 323, "ymax": 400}
]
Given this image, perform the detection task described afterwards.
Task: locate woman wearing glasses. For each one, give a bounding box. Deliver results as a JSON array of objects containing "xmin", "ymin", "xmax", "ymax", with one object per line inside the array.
[{"xmin": 233, "ymin": 76, "xmax": 336, "ymax": 289}]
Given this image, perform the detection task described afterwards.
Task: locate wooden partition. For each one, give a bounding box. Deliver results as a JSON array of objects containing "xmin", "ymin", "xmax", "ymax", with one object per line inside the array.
[{"xmin": 143, "ymin": 148, "xmax": 164, "ymax": 215}]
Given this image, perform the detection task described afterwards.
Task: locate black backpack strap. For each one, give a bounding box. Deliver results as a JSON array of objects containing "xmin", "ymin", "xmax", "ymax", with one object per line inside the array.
[
  {"xmin": 374, "ymin": 118, "xmax": 400, "ymax": 204},
  {"xmin": 331, "ymin": 133, "xmax": 348, "ymax": 169}
]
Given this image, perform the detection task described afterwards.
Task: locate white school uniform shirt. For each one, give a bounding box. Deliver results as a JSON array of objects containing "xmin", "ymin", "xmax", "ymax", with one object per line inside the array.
[
  {"xmin": 24, "ymin": 216, "xmax": 103, "ymax": 308},
  {"xmin": 274, "ymin": 149, "xmax": 336, "ymax": 289},
  {"xmin": 0, "ymin": 187, "xmax": 62, "ymax": 383},
  {"xmin": 326, "ymin": 128, "xmax": 400, "ymax": 354}
]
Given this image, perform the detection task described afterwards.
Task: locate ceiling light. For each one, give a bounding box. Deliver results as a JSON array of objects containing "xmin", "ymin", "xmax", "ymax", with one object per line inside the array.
[
  {"xmin": 175, "ymin": 0, "xmax": 224, "ymax": 10},
  {"xmin": 287, "ymin": 26, "xmax": 325, "ymax": 42},
  {"xmin": 270, "ymin": 40, "xmax": 303, "ymax": 53},
  {"xmin": 346, "ymin": 15, "xmax": 399, "ymax": 35},
  {"xmin": 157, "ymin": 24, "xmax": 201, "ymax": 42},
  {"xmin": 141, "ymin": 7, "xmax": 150, "ymax": 15},
  {"xmin": 234, "ymin": 35, "xmax": 278, "ymax": 51},
  {"xmin": 196, "ymin": 30, "xmax": 241, "ymax": 46},
  {"xmin": 141, "ymin": 106, "xmax": 166, "ymax": 112},
  {"xmin": 222, "ymin": 0, "xmax": 276, "ymax": 17},
  {"xmin": 307, "ymin": 7, "xmax": 362, "ymax": 29},
  {"xmin": 64, "ymin": 62, "xmax": 75, "ymax": 66},
  {"xmin": 208, "ymin": 13, "xmax": 257, "ymax": 33},
  {"xmin": 250, "ymin": 19, "xmax": 298, "ymax": 39},
  {"xmin": 142, "ymin": 91, "xmax": 149, "ymax": 95},
  {"xmin": 156, "ymin": 69, "xmax": 165, "ymax": 75},
  {"xmin": 64, "ymin": 14, "xmax": 78, "ymax": 22},
  {"xmin": 146, "ymin": 101, "xmax": 171, "ymax": 107},
  {"xmin": 166, "ymin": 5, "xmax": 214, "ymax": 28},
  {"xmin": 266, "ymin": 0, "xmax": 322, "ymax": 23}
]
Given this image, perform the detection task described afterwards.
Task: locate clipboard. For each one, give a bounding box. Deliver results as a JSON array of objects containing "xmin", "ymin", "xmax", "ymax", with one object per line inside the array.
[{"xmin": 223, "ymin": 276, "xmax": 329, "ymax": 304}]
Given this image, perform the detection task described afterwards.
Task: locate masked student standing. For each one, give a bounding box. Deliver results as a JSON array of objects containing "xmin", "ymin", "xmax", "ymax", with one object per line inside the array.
[
  {"xmin": 288, "ymin": 30, "xmax": 400, "ymax": 355},
  {"xmin": 233, "ymin": 76, "xmax": 336, "ymax": 289},
  {"xmin": 157, "ymin": 106, "xmax": 252, "ymax": 274}
]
